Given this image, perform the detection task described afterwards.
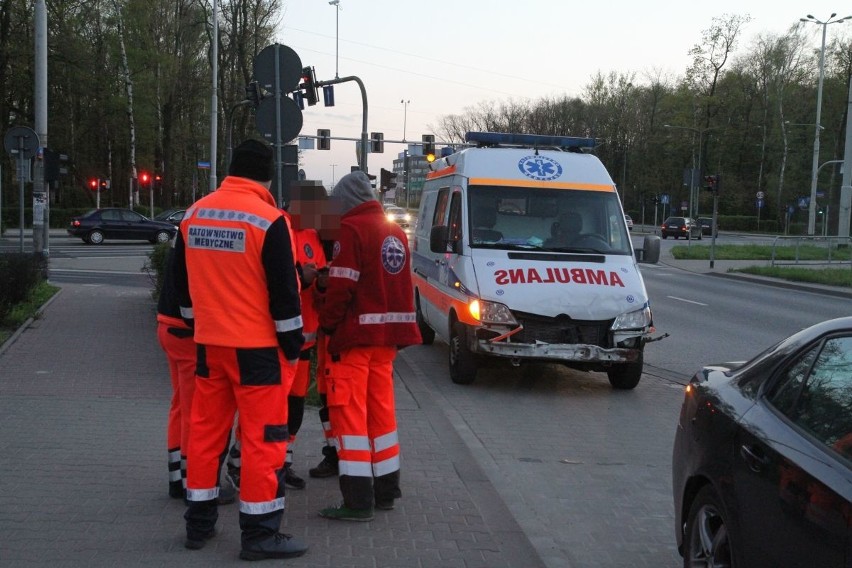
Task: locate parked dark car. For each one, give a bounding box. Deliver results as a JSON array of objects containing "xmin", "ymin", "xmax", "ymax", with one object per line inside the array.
[
  {"xmin": 154, "ymin": 208, "xmax": 186, "ymax": 226},
  {"xmin": 672, "ymin": 316, "xmax": 852, "ymax": 568},
  {"xmin": 661, "ymin": 216, "xmax": 702, "ymax": 239},
  {"xmin": 696, "ymin": 216, "xmax": 718, "ymax": 237},
  {"xmin": 68, "ymin": 208, "xmax": 177, "ymax": 244}
]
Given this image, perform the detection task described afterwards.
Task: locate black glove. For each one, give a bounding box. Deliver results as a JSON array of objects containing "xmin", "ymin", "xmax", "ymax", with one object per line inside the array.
[{"xmin": 277, "ymin": 329, "xmax": 305, "ymax": 362}]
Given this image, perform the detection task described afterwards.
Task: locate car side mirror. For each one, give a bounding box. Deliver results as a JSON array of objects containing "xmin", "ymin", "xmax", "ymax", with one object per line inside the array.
[
  {"xmin": 430, "ymin": 225, "xmax": 450, "ymax": 253},
  {"xmin": 635, "ymin": 235, "xmax": 661, "ymax": 264}
]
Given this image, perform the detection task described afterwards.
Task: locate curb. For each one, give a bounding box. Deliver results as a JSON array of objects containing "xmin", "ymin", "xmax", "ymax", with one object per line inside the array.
[{"xmin": 0, "ymin": 287, "xmax": 63, "ymax": 358}]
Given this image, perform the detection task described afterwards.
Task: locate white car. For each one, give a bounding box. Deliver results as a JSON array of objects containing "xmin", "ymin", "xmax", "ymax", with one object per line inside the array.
[
  {"xmin": 384, "ymin": 206, "xmax": 411, "ymax": 228},
  {"xmin": 624, "ymin": 214, "xmax": 634, "ymax": 231}
]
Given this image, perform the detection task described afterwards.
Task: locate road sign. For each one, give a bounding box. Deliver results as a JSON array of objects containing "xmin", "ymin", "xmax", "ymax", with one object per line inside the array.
[
  {"xmin": 4, "ymin": 126, "xmax": 39, "ymax": 159},
  {"xmin": 680, "ymin": 201, "xmax": 688, "ymax": 211},
  {"xmin": 253, "ymin": 44, "xmax": 302, "ymax": 93},
  {"xmin": 756, "ymin": 198, "xmax": 764, "ymax": 209},
  {"xmin": 798, "ymin": 197, "xmax": 809, "ymax": 209},
  {"xmin": 756, "ymin": 191, "xmax": 765, "ymax": 199},
  {"xmin": 660, "ymin": 193, "xmax": 669, "ymax": 205},
  {"xmin": 256, "ymin": 96, "xmax": 303, "ymax": 143},
  {"xmin": 197, "ymin": 161, "xmax": 210, "ymax": 169}
]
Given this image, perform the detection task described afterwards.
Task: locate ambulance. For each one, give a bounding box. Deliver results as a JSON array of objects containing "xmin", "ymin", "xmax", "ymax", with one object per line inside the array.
[{"xmin": 412, "ymin": 132, "xmax": 662, "ymax": 389}]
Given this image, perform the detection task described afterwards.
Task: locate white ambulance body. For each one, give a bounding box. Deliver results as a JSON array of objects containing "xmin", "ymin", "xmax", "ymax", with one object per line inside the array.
[{"xmin": 412, "ymin": 132, "xmax": 661, "ymax": 389}]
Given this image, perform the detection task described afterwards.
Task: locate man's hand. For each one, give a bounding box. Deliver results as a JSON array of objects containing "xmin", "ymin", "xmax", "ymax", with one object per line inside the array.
[
  {"xmin": 301, "ymin": 262, "xmax": 318, "ymax": 286},
  {"xmin": 316, "ymin": 266, "xmax": 329, "ymax": 291}
]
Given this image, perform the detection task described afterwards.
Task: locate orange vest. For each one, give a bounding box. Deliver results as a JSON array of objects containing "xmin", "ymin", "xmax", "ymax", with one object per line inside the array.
[
  {"xmin": 294, "ymin": 227, "xmax": 327, "ymax": 346},
  {"xmin": 180, "ymin": 177, "xmax": 296, "ymax": 348}
]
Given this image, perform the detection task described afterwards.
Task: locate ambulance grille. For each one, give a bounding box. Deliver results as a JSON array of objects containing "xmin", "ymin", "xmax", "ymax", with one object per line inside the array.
[{"xmin": 511, "ymin": 313, "xmax": 613, "ymax": 347}]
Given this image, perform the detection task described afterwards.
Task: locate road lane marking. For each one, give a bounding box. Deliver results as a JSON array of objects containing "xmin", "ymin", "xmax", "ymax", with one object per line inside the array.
[{"xmin": 667, "ymin": 295, "xmax": 708, "ymax": 306}]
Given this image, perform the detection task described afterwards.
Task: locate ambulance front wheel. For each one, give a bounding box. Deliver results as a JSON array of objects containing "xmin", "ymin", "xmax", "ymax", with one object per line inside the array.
[
  {"xmin": 606, "ymin": 350, "xmax": 643, "ymax": 390},
  {"xmin": 449, "ymin": 321, "xmax": 478, "ymax": 385}
]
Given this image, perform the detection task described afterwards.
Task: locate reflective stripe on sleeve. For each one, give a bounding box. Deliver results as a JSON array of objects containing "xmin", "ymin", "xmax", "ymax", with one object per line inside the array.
[
  {"xmin": 180, "ymin": 306, "xmax": 193, "ymax": 319},
  {"xmin": 169, "ymin": 449, "xmax": 181, "ymax": 462},
  {"xmin": 338, "ymin": 460, "xmax": 373, "ymax": 477},
  {"xmin": 239, "ymin": 497, "xmax": 286, "ymax": 515},
  {"xmin": 372, "ymin": 455, "xmax": 401, "ymax": 477},
  {"xmin": 329, "ymin": 266, "xmax": 360, "ymax": 281},
  {"xmin": 358, "ymin": 312, "xmax": 416, "ymax": 325},
  {"xmin": 275, "ymin": 315, "xmax": 303, "ymax": 332},
  {"xmin": 340, "ymin": 435, "xmax": 371, "ymax": 451},
  {"xmin": 303, "ymin": 331, "xmax": 317, "ymax": 343},
  {"xmin": 372, "ymin": 430, "xmax": 399, "ymax": 453}
]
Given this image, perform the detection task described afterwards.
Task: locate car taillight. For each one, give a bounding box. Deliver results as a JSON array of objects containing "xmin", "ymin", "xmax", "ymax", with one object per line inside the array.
[{"xmin": 72, "ymin": 220, "xmax": 80, "ymax": 227}]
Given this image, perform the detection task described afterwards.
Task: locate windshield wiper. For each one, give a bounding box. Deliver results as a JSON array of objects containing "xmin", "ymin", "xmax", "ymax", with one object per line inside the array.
[{"xmin": 472, "ymin": 242, "xmax": 542, "ymax": 250}]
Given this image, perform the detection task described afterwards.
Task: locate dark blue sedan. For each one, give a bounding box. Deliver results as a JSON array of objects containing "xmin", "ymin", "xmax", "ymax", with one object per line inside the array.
[{"xmin": 673, "ymin": 317, "xmax": 852, "ymax": 567}]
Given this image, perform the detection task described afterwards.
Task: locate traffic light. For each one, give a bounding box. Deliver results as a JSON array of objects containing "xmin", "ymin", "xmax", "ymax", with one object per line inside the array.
[
  {"xmin": 300, "ymin": 66, "xmax": 318, "ymax": 106},
  {"xmin": 88, "ymin": 178, "xmax": 99, "ymax": 191},
  {"xmin": 99, "ymin": 178, "xmax": 110, "ymax": 191},
  {"xmin": 422, "ymin": 134, "xmax": 436, "ymax": 162},
  {"xmin": 703, "ymin": 174, "xmax": 721, "ymax": 192},
  {"xmin": 245, "ymin": 81, "xmax": 263, "ymax": 107},
  {"xmin": 140, "ymin": 172, "xmax": 150, "ymax": 185},
  {"xmin": 370, "ymin": 132, "xmax": 384, "ymax": 153},
  {"xmin": 317, "ymin": 129, "xmax": 331, "ymax": 150},
  {"xmin": 380, "ymin": 167, "xmax": 397, "ymax": 191}
]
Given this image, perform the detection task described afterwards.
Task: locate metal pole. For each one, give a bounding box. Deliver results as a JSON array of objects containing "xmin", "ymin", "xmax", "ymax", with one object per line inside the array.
[
  {"xmin": 839, "ymin": 73, "xmax": 852, "ymax": 239},
  {"xmin": 34, "ymin": 0, "xmax": 48, "ymax": 258},
  {"xmin": 274, "ymin": 44, "xmax": 283, "ymax": 206},
  {"xmin": 401, "ymin": 99, "xmax": 409, "ymax": 142},
  {"xmin": 807, "ymin": 21, "xmax": 828, "ymax": 235},
  {"xmin": 209, "ymin": 0, "xmax": 218, "ymax": 193}
]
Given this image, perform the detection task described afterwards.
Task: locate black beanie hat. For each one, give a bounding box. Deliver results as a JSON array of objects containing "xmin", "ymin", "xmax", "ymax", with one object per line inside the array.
[{"xmin": 228, "ymin": 139, "xmax": 274, "ymax": 182}]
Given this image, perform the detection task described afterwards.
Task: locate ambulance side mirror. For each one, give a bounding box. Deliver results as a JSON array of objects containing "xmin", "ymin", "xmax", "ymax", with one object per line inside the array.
[
  {"xmin": 635, "ymin": 234, "xmax": 661, "ymax": 264},
  {"xmin": 430, "ymin": 225, "xmax": 450, "ymax": 253}
]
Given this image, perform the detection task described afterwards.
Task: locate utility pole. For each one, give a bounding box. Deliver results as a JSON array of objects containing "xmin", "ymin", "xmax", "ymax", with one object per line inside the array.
[{"xmin": 33, "ymin": 0, "xmax": 48, "ymax": 259}]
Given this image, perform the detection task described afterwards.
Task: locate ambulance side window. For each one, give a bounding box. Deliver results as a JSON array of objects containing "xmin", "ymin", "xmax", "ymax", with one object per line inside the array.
[
  {"xmin": 433, "ymin": 188, "xmax": 450, "ymax": 226},
  {"xmin": 448, "ymin": 192, "xmax": 463, "ymax": 243}
]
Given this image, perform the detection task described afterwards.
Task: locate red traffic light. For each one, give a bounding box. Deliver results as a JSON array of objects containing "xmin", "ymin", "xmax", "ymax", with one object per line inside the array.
[
  {"xmin": 88, "ymin": 178, "xmax": 98, "ymax": 191},
  {"xmin": 140, "ymin": 172, "xmax": 150, "ymax": 184}
]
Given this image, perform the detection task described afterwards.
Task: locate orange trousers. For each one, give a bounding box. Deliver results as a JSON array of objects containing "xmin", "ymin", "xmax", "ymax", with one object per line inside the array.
[
  {"xmin": 157, "ymin": 322, "xmax": 196, "ymax": 490},
  {"xmin": 326, "ymin": 345, "xmax": 401, "ymax": 510},
  {"xmin": 186, "ymin": 345, "xmax": 294, "ymax": 511}
]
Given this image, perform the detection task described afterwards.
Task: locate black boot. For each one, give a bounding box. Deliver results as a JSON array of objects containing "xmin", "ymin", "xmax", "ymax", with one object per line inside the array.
[
  {"xmin": 239, "ymin": 510, "xmax": 308, "ymax": 560},
  {"xmin": 309, "ymin": 445, "xmax": 339, "ymax": 478},
  {"xmin": 284, "ymin": 464, "xmax": 306, "ymax": 489},
  {"xmin": 184, "ymin": 499, "xmax": 218, "ymax": 550}
]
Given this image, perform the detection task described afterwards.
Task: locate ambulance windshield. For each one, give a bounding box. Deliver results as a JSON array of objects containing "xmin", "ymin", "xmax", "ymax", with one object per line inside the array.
[{"xmin": 468, "ymin": 185, "xmax": 632, "ymax": 255}]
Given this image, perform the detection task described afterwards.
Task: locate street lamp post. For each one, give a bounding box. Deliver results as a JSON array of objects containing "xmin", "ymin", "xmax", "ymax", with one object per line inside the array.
[
  {"xmin": 330, "ymin": 164, "xmax": 337, "ymax": 189},
  {"xmin": 329, "ymin": 0, "xmax": 341, "ymax": 79},
  {"xmin": 664, "ymin": 124, "xmax": 720, "ymax": 218},
  {"xmin": 800, "ymin": 13, "xmax": 852, "ymax": 235},
  {"xmin": 401, "ymin": 99, "xmax": 410, "ymax": 142}
]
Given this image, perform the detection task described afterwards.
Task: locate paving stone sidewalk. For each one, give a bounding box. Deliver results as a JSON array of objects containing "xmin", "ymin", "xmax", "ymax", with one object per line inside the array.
[{"xmin": 0, "ymin": 281, "xmax": 544, "ymax": 568}]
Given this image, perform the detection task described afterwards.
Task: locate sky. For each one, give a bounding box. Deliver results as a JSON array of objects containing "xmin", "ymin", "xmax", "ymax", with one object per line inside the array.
[{"xmin": 270, "ymin": 0, "xmax": 852, "ymax": 190}]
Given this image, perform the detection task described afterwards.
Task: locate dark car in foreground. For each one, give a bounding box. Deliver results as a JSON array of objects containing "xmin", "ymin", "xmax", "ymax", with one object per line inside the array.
[
  {"xmin": 661, "ymin": 216, "xmax": 702, "ymax": 239},
  {"xmin": 68, "ymin": 208, "xmax": 177, "ymax": 244},
  {"xmin": 696, "ymin": 216, "xmax": 718, "ymax": 237},
  {"xmin": 154, "ymin": 208, "xmax": 186, "ymax": 226},
  {"xmin": 673, "ymin": 317, "xmax": 852, "ymax": 568}
]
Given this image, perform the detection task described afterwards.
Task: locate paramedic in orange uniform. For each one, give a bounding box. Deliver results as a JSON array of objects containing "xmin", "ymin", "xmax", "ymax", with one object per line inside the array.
[
  {"xmin": 279, "ymin": 184, "xmax": 327, "ymax": 488},
  {"xmin": 157, "ymin": 242, "xmax": 235, "ymax": 504},
  {"xmin": 173, "ymin": 139, "xmax": 307, "ymax": 560},
  {"xmin": 317, "ymin": 171, "xmax": 421, "ymax": 521}
]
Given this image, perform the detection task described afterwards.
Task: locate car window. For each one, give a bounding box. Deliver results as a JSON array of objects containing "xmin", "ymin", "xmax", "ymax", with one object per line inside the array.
[
  {"xmin": 769, "ymin": 335, "xmax": 852, "ymax": 462},
  {"xmin": 100, "ymin": 210, "xmax": 121, "ymax": 221},
  {"xmin": 121, "ymin": 210, "xmax": 145, "ymax": 222}
]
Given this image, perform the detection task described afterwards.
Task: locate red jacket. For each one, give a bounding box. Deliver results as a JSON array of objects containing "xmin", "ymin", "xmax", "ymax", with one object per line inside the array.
[{"xmin": 319, "ymin": 201, "xmax": 420, "ymax": 355}]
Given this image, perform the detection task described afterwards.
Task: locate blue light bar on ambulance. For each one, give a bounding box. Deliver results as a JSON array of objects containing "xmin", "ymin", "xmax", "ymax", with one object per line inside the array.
[{"xmin": 465, "ymin": 131, "xmax": 596, "ymax": 150}]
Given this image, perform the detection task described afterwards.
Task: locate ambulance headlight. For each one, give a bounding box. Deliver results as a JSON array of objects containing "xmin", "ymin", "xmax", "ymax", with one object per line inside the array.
[
  {"xmin": 470, "ymin": 299, "xmax": 517, "ymax": 325},
  {"xmin": 611, "ymin": 306, "xmax": 651, "ymax": 331}
]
